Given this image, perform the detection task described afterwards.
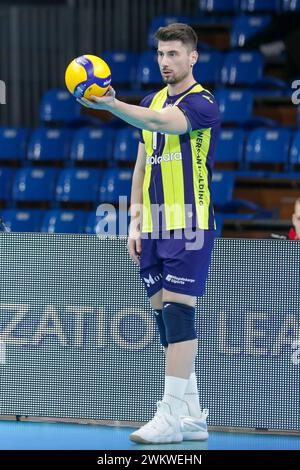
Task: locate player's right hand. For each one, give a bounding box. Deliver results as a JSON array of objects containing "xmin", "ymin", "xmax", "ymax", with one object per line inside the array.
[{"xmin": 127, "ymin": 236, "xmax": 141, "ymax": 265}]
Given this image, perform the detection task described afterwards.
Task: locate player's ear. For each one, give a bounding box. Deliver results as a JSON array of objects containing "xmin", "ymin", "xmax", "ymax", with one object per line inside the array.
[{"xmin": 190, "ymin": 50, "xmax": 198, "ymax": 67}]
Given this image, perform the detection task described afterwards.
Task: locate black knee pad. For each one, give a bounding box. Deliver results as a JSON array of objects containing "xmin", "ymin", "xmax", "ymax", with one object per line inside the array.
[
  {"xmin": 162, "ymin": 302, "xmax": 197, "ymax": 344},
  {"xmin": 153, "ymin": 309, "xmax": 168, "ymax": 347}
]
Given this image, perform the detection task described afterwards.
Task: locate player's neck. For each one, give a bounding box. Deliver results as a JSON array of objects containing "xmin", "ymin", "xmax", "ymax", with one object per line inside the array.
[{"xmin": 167, "ymin": 75, "xmax": 196, "ymax": 97}]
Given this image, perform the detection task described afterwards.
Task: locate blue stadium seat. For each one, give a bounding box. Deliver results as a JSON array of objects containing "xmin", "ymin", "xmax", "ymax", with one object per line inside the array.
[
  {"xmin": 212, "ymin": 171, "xmax": 235, "ymax": 206},
  {"xmin": 0, "ymin": 167, "xmax": 14, "ymax": 201},
  {"xmin": 221, "ymin": 51, "xmax": 264, "ymax": 85},
  {"xmin": 215, "ymin": 89, "xmax": 253, "ymax": 123},
  {"xmin": 245, "ymin": 128, "xmax": 291, "ymax": 168},
  {"xmin": 102, "ymin": 52, "xmax": 138, "ymax": 85},
  {"xmin": 27, "ymin": 128, "xmax": 71, "ymax": 162},
  {"xmin": 2, "ymin": 209, "xmax": 43, "ymax": 232},
  {"xmin": 100, "ymin": 168, "xmax": 133, "ymax": 204},
  {"xmin": 282, "ymin": 0, "xmax": 300, "ymax": 10},
  {"xmin": 41, "ymin": 209, "xmax": 87, "ymax": 233},
  {"xmin": 193, "ymin": 52, "xmax": 223, "ymax": 84},
  {"xmin": 56, "ymin": 168, "xmax": 102, "ymax": 203},
  {"xmin": 240, "ymin": 0, "xmax": 280, "ymax": 11},
  {"xmin": 70, "ymin": 128, "xmax": 114, "ymax": 163},
  {"xmin": 137, "ymin": 52, "xmax": 161, "ymax": 86},
  {"xmin": 214, "ymin": 129, "xmax": 245, "ymax": 164},
  {"xmin": 13, "ymin": 168, "xmax": 57, "ymax": 202},
  {"xmin": 231, "ymin": 15, "xmax": 271, "ymax": 48},
  {"xmin": 199, "ymin": 0, "xmax": 239, "ymax": 12},
  {"xmin": 113, "ymin": 127, "xmax": 140, "ymax": 163},
  {"xmin": 289, "ymin": 131, "xmax": 300, "ymax": 168},
  {"xmin": 85, "ymin": 209, "xmax": 128, "ymax": 236},
  {"xmin": 40, "ymin": 89, "xmax": 81, "ymax": 124},
  {"xmin": 0, "ymin": 127, "xmax": 27, "ymax": 161}
]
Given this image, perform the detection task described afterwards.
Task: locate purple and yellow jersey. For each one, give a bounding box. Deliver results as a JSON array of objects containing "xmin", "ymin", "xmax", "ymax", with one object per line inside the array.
[{"xmin": 138, "ymin": 83, "xmax": 220, "ymax": 233}]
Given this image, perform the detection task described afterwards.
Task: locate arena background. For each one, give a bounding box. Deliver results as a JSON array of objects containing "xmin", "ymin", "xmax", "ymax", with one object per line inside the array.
[{"xmin": 1, "ymin": 0, "xmax": 300, "ymax": 450}]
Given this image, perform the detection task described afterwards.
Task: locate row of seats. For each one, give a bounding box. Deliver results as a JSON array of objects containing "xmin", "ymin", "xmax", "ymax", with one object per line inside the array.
[
  {"xmin": 148, "ymin": 14, "xmax": 275, "ymax": 49},
  {"xmin": 1, "ymin": 207, "xmax": 226, "ymax": 237},
  {"xmin": 134, "ymin": 50, "xmax": 286, "ymax": 87},
  {"xmin": 199, "ymin": 0, "xmax": 300, "ymax": 13},
  {"xmin": 1, "ymin": 208, "xmax": 128, "ymax": 235},
  {"xmin": 3, "ymin": 167, "xmax": 288, "ymax": 235},
  {"xmin": 0, "ymin": 166, "xmax": 293, "ymax": 210},
  {"xmin": 0, "ymin": 126, "xmax": 139, "ymax": 163},
  {"xmin": 82, "ymin": 50, "xmax": 288, "ymax": 89},
  {"xmin": 37, "ymin": 88, "xmax": 300, "ymax": 125},
  {"xmin": 1, "ymin": 167, "xmax": 279, "ymax": 235},
  {"xmin": 2, "ymin": 126, "xmax": 300, "ymax": 168},
  {"xmin": 0, "ymin": 168, "xmax": 133, "ymax": 204}
]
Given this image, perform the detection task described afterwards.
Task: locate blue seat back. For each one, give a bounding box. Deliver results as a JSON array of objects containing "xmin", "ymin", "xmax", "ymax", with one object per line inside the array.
[
  {"xmin": 137, "ymin": 52, "xmax": 161, "ymax": 85},
  {"xmin": 245, "ymin": 128, "xmax": 291, "ymax": 166},
  {"xmin": 2, "ymin": 209, "xmax": 43, "ymax": 232},
  {"xmin": 212, "ymin": 171, "xmax": 235, "ymax": 206},
  {"xmin": 100, "ymin": 168, "xmax": 133, "ymax": 204},
  {"xmin": 70, "ymin": 128, "xmax": 114, "ymax": 162},
  {"xmin": 85, "ymin": 208, "xmax": 128, "ymax": 236},
  {"xmin": 221, "ymin": 51, "xmax": 264, "ymax": 85},
  {"xmin": 193, "ymin": 52, "xmax": 223, "ymax": 84},
  {"xmin": 199, "ymin": 0, "xmax": 239, "ymax": 12},
  {"xmin": 0, "ymin": 127, "xmax": 27, "ymax": 161},
  {"xmin": 42, "ymin": 209, "xmax": 86, "ymax": 233},
  {"xmin": 240, "ymin": 0, "xmax": 280, "ymax": 11},
  {"xmin": 282, "ymin": 0, "xmax": 300, "ymax": 10},
  {"xmin": 27, "ymin": 128, "xmax": 71, "ymax": 162},
  {"xmin": 13, "ymin": 167, "xmax": 57, "ymax": 201},
  {"xmin": 114, "ymin": 127, "xmax": 140, "ymax": 162},
  {"xmin": 215, "ymin": 129, "xmax": 245, "ymax": 163},
  {"xmin": 231, "ymin": 15, "xmax": 271, "ymax": 48},
  {"xmin": 0, "ymin": 167, "xmax": 14, "ymax": 200},
  {"xmin": 56, "ymin": 168, "xmax": 102, "ymax": 203},
  {"xmin": 102, "ymin": 52, "xmax": 138, "ymax": 85},
  {"xmin": 40, "ymin": 89, "xmax": 81, "ymax": 123},
  {"xmin": 215, "ymin": 89, "xmax": 253, "ymax": 123}
]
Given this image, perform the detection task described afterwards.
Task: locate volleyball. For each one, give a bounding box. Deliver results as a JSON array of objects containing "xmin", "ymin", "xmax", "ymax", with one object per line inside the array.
[{"xmin": 65, "ymin": 54, "xmax": 111, "ymax": 99}]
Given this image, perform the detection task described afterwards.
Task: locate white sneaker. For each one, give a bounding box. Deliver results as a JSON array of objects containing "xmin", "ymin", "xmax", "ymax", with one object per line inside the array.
[
  {"xmin": 180, "ymin": 409, "xmax": 209, "ymax": 441},
  {"xmin": 129, "ymin": 401, "xmax": 183, "ymax": 444}
]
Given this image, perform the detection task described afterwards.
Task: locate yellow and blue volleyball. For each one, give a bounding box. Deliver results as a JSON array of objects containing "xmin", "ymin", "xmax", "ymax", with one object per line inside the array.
[{"xmin": 65, "ymin": 54, "xmax": 111, "ymax": 99}]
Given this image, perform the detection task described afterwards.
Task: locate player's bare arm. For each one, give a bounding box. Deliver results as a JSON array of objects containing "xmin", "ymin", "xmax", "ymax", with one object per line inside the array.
[
  {"xmin": 127, "ymin": 142, "xmax": 146, "ymax": 265},
  {"xmin": 77, "ymin": 87, "xmax": 189, "ymax": 135}
]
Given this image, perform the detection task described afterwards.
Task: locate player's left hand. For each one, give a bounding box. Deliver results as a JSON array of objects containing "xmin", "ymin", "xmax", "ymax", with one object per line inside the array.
[{"xmin": 77, "ymin": 86, "xmax": 116, "ymax": 110}]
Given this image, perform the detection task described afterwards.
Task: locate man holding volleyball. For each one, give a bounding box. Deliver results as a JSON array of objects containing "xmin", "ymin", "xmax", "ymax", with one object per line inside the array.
[{"xmin": 78, "ymin": 23, "xmax": 220, "ymax": 445}]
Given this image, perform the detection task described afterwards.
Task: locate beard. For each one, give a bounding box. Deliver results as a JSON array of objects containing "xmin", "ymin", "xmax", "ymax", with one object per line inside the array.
[
  {"xmin": 162, "ymin": 76, "xmax": 177, "ymax": 84},
  {"xmin": 161, "ymin": 69, "xmax": 190, "ymax": 85}
]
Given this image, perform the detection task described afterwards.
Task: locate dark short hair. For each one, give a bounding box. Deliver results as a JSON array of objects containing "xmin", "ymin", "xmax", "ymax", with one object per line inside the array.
[{"xmin": 155, "ymin": 23, "xmax": 198, "ymax": 51}]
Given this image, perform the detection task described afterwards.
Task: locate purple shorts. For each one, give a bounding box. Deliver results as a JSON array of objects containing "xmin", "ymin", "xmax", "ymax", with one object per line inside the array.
[{"xmin": 139, "ymin": 229, "xmax": 215, "ymax": 298}]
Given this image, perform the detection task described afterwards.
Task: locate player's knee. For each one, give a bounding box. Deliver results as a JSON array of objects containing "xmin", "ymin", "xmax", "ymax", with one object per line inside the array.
[
  {"xmin": 153, "ymin": 309, "xmax": 168, "ymax": 347},
  {"xmin": 162, "ymin": 302, "xmax": 197, "ymax": 344}
]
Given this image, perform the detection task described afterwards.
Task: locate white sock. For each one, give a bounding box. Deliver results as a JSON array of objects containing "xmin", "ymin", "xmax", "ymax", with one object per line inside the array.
[
  {"xmin": 162, "ymin": 375, "xmax": 189, "ymax": 417},
  {"xmin": 182, "ymin": 372, "xmax": 202, "ymax": 417}
]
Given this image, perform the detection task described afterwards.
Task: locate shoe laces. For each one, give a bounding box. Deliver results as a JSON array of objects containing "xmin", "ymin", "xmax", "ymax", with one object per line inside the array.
[{"xmin": 143, "ymin": 401, "xmax": 171, "ymax": 431}]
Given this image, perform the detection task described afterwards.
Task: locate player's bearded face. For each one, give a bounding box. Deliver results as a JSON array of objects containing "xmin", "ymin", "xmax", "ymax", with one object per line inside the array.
[
  {"xmin": 161, "ymin": 65, "xmax": 190, "ymax": 84},
  {"xmin": 157, "ymin": 41, "xmax": 193, "ymax": 85}
]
